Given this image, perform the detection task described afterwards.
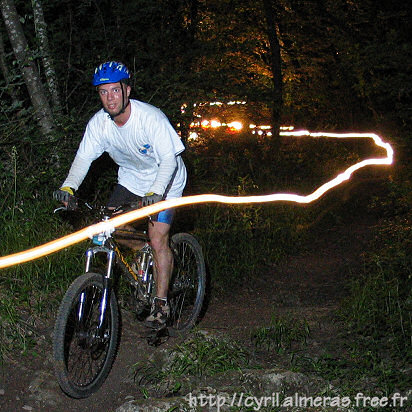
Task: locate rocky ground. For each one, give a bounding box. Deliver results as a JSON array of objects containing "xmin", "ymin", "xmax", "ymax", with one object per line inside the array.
[{"xmin": 0, "ymin": 216, "xmax": 392, "ymax": 412}]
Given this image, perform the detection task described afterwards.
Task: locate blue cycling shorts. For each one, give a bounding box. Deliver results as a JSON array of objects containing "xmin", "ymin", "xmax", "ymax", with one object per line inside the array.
[{"xmin": 107, "ymin": 184, "xmax": 175, "ymax": 225}]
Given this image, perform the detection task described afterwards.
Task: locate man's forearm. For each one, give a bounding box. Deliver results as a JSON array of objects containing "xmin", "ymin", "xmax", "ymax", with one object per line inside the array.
[
  {"xmin": 149, "ymin": 155, "xmax": 177, "ymax": 196},
  {"xmin": 61, "ymin": 154, "xmax": 92, "ymax": 190}
]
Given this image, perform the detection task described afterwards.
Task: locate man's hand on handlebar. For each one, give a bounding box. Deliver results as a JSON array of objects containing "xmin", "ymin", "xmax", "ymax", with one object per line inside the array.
[
  {"xmin": 142, "ymin": 192, "xmax": 163, "ymax": 207},
  {"xmin": 53, "ymin": 187, "xmax": 78, "ymax": 210},
  {"xmin": 53, "ymin": 189, "xmax": 162, "ymax": 214}
]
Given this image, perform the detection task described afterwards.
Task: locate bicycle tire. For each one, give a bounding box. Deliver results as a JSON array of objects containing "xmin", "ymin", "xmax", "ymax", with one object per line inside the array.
[
  {"xmin": 168, "ymin": 233, "xmax": 206, "ymax": 335},
  {"xmin": 53, "ymin": 272, "xmax": 120, "ymax": 398}
]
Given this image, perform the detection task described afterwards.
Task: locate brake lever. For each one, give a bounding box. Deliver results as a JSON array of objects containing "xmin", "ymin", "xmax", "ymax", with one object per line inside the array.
[
  {"xmin": 53, "ymin": 195, "xmax": 80, "ymax": 214},
  {"xmin": 53, "ymin": 206, "xmax": 68, "ymax": 214}
]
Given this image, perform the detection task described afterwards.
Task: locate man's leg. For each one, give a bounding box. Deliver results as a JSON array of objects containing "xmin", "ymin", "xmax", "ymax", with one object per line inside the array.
[
  {"xmin": 145, "ymin": 220, "xmax": 173, "ymax": 328},
  {"xmin": 148, "ymin": 221, "xmax": 173, "ymax": 298}
]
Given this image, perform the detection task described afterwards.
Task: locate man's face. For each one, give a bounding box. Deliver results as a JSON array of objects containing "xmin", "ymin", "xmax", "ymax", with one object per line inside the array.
[{"xmin": 97, "ymin": 82, "xmax": 130, "ymax": 117}]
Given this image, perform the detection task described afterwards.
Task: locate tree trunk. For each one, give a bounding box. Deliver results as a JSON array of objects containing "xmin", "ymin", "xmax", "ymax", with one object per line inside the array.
[
  {"xmin": 261, "ymin": 0, "xmax": 283, "ymax": 136},
  {"xmin": 0, "ymin": 0, "xmax": 55, "ymax": 136},
  {"xmin": 32, "ymin": 0, "xmax": 61, "ymax": 113},
  {"xmin": 0, "ymin": 29, "xmax": 20, "ymax": 108}
]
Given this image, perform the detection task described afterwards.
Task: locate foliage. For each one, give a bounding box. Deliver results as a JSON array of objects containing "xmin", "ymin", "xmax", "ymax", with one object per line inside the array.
[
  {"xmin": 134, "ymin": 331, "xmax": 248, "ymax": 388},
  {"xmin": 251, "ymin": 312, "xmax": 310, "ymax": 353},
  {"xmin": 183, "ymin": 128, "xmax": 381, "ymax": 291},
  {"xmin": 0, "ymin": 136, "xmax": 85, "ymax": 358},
  {"xmin": 168, "ymin": 332, "xmax": 249, "ymax": 377},
  {"xmin": 291, "ymin": 177, "xmax": 412, "ymax": 397},
  {"xmin": 340, "ymin": 198, "xmax": 411, "ymax": 360},
  {"xmin": 340, "ymin": 1, "xmax": 412, "ymax": 129},
  {"xmin": 1, "ymin": 0, "xmax": 410, "ymax": 136}
]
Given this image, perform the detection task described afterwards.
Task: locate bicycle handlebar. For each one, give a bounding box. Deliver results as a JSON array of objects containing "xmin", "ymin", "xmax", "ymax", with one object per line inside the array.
[{"xmin": 54, "ymin": 195, "xmax": 142, "ymax": 218}]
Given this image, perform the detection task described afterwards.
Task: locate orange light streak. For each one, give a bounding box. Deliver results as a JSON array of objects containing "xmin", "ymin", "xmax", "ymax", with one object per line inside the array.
[{"xmin": 0, "ymin": 131, "xmax": 393, "ymax": 270}]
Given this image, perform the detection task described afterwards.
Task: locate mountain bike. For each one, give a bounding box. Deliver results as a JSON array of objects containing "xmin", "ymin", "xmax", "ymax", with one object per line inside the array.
[{"xmin": 52, "ymin": 198, "xmax": 206, "ymax": 399}]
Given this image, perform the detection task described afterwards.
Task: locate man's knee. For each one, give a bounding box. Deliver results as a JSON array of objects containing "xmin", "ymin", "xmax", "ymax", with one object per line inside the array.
[
  {"xmin": 150, "ymin": 233, "xmax": 169, "ymax": 253},
  {"xmin": 149, "ymin": 222, "xmax": 170, "ymax": 251}
]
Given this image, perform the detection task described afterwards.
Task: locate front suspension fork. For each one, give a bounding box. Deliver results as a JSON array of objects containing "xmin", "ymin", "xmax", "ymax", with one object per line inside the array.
[{"xmin": 84, "ymin": 247, "xmax": 115, "ymax": 338}]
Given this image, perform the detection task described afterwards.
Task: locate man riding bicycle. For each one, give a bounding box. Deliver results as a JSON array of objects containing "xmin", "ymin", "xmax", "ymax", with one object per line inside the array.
[{"xmin": 54, "ymin": 61, "xmax": 187, "ymax": 330}]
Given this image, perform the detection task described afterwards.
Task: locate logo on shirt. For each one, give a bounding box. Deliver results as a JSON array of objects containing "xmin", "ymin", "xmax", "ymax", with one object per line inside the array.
[{"xmin": 138, "ymin": 144, "xmax": 151, "ymax": 154}]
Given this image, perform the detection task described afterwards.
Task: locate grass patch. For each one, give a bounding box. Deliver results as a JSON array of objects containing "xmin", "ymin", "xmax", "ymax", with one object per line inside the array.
[
  {"xmin": 134, "ymin": 332, "xmax": 249, "ymax": 391},
  {"xmin": 251, "ymin": 312, "xmax": 310, "ymax": 353},
  {"xmin": 341, "ymin": 215, "xmax": 411, "ymax": 355},
  {"xmin": 0, "ymin": 294, "xmax": 35, "ymax": 360},
  {"xmin": 0, "ymin": 195, "xmax": 85, "ymax": 359},
  {"xmin": 289, "ymin": 187, "xmax": 411, "ymax": 401}
]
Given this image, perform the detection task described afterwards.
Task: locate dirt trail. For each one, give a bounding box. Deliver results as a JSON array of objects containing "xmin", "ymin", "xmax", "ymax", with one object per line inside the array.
[{"xmin": 0, "ymin": 217, "xmax": 374, "ymax": 412}]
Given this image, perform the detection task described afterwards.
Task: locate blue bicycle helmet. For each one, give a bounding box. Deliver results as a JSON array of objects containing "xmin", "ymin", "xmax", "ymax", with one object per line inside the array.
[{"xmin": 92, "ymin": 61, "xmax": 130, "ymax": 86}]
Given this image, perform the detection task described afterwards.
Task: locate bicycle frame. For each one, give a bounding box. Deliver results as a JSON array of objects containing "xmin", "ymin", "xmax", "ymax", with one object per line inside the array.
[
  {"xmin": 83, "ymin": 230, "xmax": 153, "ymax": 339},
  {"xmin": 53, "ymin": 195, "xmax": 207, "ymax": 399}
]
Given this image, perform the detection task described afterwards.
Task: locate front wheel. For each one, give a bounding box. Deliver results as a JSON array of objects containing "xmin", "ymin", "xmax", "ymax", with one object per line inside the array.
[
  {"xmin": 53, "ymin": 272, "xmax": 119, "ymax": 398},
  {"xmin": 168, "ymin": 233, "xmax": 206, "ymax": 335}
]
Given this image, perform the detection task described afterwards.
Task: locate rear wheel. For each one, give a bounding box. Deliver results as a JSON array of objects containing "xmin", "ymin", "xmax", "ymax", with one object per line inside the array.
[
  {"xmin": 168, "ymin": 233, "xmax": 206, "ymax": 335},
  {"xmin": 53, "ymin": 272, "xmax": 119, "ymax": 398}
]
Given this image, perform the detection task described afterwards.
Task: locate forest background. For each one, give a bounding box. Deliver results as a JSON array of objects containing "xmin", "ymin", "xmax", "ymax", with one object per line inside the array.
[{"xmin": 0, "ymin": 0, "xmax": 410, "ymax": 399}]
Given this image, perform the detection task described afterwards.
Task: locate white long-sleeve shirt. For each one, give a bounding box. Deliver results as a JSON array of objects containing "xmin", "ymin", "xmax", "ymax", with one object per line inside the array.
[{"xmin": 62, "ymin": 99, "xmax": 187, "ymax": 198}]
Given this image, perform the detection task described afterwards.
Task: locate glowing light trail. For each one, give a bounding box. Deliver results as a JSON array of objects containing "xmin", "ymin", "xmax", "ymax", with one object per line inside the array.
[{"xmin": 0, "ymin": 131, "xmax": 393, "ymax": 270}]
